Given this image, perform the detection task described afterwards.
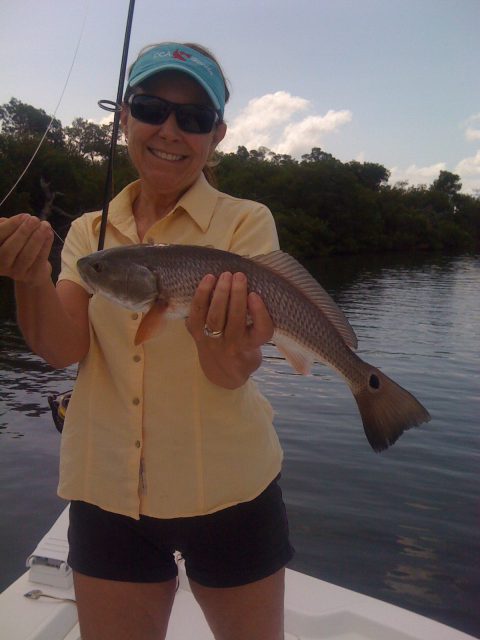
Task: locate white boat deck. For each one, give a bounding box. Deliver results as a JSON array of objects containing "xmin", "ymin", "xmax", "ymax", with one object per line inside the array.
[{"xmin": 0, "ymin": 507, "xmax": 477, "ymax": 640}]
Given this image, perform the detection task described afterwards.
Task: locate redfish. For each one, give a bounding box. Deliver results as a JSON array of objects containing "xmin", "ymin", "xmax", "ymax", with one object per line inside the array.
[{"xmin": 77, "ymin": 244, "xmax": 431, "ymax": 451}]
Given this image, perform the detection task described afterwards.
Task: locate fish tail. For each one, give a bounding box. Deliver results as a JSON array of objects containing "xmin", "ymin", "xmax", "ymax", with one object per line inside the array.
[{"xmin": 353, "ymin": 367, "xmax": 431, "ymax": 452}]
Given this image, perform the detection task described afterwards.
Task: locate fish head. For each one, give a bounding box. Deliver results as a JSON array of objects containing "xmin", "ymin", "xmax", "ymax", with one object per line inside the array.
[{"xmin": 77, "ymin": 247, "xmax": 158, "ymax": 312}]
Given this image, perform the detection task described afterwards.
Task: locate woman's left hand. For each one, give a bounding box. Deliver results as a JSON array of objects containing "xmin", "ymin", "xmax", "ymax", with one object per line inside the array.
[{"xmin": 186, "ymin": 271, "xmax": 274, "ymax": 389}]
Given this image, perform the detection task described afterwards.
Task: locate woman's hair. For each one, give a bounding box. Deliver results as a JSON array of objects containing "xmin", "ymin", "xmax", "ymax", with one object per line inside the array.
[{"xmin": 123, "ymin": 42, "xmax": 229, "ymax": 186}]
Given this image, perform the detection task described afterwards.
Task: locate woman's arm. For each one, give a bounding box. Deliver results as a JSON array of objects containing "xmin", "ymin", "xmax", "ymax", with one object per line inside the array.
[
  {"xmin": 15, "ymin": 279, "xmax": 90, "ymax": 368},
  {"xmin": 1, "ymin": 215, "xmax": 90, "ymax": 368}
]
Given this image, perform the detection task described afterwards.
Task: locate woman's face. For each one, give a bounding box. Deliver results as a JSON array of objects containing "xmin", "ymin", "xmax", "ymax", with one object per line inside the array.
[{"xmin": 121, "ymin": 71, "xmax": 226, "ymax": 200}]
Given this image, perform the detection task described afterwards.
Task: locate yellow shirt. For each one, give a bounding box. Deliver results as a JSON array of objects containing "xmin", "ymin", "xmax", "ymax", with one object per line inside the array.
[{"xmin": 57, "ymin": 174, "xmax": 283, "ymax": 519}]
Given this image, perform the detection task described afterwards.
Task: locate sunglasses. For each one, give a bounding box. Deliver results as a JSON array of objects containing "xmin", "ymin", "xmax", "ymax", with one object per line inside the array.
[{"xmin": 128, "ymin": 94, "xmax": 219, "ymax": 134}]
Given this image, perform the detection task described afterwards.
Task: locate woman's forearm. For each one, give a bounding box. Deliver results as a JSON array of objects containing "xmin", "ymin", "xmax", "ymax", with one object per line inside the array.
[{"xmin": 15, "ymin": 279, "xmax": 90, "ymax": 368}]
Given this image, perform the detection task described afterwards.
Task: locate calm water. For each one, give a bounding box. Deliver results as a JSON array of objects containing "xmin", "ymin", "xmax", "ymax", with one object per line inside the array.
[{"xmin": 0, "ymin": 253, "xmax": 479, "ymax": 637}]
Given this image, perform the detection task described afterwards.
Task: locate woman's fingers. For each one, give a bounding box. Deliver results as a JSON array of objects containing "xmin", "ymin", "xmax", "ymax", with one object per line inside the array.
[
  {"xmin": 188, "ymin": 271, "xmax": 274, "ymax": 349},
  {"xmin": 186, "ymin": 274, "xmax": 217, "ymax": 339},
  {"xmin": 25, "ymin": 229, "xmax": 54, "ymax": 282},
  {"xmin": 247, "ymin": 292, "xmax": 274, "ymax": 344},
  {"xmin": 224, "ymin": 272, "xmax": 248, "ymax": 339},
  {"xmin": 0, "ymin": 215, "xmax": 53, "ymax": 282},
  {"xmin": 206, "ymin": 271, "xmax": 232, "ymax": 333},
  {"xmin": 0, "ymin": 214, "xmax": 28, "ymax": 243}
]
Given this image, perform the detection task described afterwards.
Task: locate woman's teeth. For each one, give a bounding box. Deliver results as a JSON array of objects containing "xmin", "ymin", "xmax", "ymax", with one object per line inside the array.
[{"xmin": 150, "ymin": 149, "xmax": 184, "ymax": 161}]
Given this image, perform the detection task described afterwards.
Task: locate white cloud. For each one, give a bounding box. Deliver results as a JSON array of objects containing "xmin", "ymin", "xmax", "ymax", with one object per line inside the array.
[
  {"xmin": 389, "ymin": 162, "xmax": 447, "ymax": 187},
  {"xmin": 388, "ymin": 157, "xmax": 480, "ymax": 194},
  {"xmin": 276, "ymin": 110, "xmax": 352, "ymax": 156},
  {"xmin": 463, "ymin": 113, "xmax": 480, "ymax": 142},
  {"xmin": 454, "ymin": 150, "xmax": 480, "ymax": 193},
  {"xmin": 465, "ymin": 127, "xmax": 480, "ymax": 142},
  {"xmin": 98, "ymin": 114, "xmax": 114, "ymax": 126},
  {"xmin": 455, "ymin": 150, "xmax": 480, "ymax": 176},
  {"xmin": 221, "ymin": 91, "xmax": 351, "ymax": 156}
]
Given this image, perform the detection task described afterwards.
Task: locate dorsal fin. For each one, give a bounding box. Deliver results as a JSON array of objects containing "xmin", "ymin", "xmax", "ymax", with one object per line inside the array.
[{"xmin": 251, "ymin": 250, "xmax": 358, "ymax": 349}]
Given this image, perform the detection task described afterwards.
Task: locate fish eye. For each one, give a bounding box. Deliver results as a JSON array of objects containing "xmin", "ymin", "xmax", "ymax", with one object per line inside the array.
[{"xmin": 91, "ymin": 262, "xmax": 103, "ymax": 273}]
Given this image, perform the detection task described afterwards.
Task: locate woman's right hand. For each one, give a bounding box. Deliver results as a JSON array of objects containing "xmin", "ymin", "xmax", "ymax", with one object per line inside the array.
[{"xmin": 0, "ymin": 214, "xmax": 54, "ymax": 286}]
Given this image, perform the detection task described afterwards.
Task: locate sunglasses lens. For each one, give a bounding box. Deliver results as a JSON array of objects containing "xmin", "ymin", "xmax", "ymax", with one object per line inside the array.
[
  {"xmin": 176, "ymin": 105, "xmax": 217, "ymax": 133},
  {"xmin": 130, "ymin": 95, "xmax": 217, "ymax": 133},
  {"xmin": 130, "ymin": 95, "xmax": 170, "ymax": 125}
]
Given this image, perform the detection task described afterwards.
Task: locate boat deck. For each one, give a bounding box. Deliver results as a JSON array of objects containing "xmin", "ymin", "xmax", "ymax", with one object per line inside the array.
[{"xmin": 0, "ymin": 507, "xmax": 477, "ymax": 640}]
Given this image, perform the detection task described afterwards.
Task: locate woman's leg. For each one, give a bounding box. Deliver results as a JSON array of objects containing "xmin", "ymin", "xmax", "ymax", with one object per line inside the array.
[
  {"xmin": 73, "ymin": 571, "xmax": 177, "ymax": 640},
  {"xmin": 189, "ymin": 568, "xmax": 285, "ymax": 640}
]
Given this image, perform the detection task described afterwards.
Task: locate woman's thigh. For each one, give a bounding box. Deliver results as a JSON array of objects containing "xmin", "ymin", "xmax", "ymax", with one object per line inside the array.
[
  {"xmin": 73, "ymin": 571, "xmax": 177, "ymax": 640},
  {"xmin": 188, "ymin": 568, "xmax": 285, "ymax": 640}
]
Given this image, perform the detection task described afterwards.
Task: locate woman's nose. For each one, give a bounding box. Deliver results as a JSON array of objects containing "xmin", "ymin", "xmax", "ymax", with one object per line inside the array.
[{"xmin": 156, "ymin": 111, "xmax": 181, "ymax": 139}]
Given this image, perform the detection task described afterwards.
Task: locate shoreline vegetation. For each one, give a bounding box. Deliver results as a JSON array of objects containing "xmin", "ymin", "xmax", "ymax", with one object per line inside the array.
[{"xmin": 1, "ymin": 97, "xmax": 479, "ymax": 317}]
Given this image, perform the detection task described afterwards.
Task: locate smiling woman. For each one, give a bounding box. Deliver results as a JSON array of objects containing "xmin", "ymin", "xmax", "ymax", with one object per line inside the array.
[
  {"xmin": 123, "ymin": 42, "xmax": 230, "ymax": 189},
  {"xmin": 121, "ymin": 70, "xmax": 227, "ymax": 222},
  {"xmin": 0, "ymin": 41, "xmax": 294, "ymax": 640}
]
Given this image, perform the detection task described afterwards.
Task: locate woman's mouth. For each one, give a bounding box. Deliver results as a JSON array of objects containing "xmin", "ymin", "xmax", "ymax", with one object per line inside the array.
[{"xmin": 148, "ymin": 148, "xmax": 185, "ymax": 162}]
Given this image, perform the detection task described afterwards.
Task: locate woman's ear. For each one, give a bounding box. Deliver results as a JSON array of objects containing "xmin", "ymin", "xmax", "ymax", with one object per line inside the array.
[{"xmin": 211, "ymin": 121, "xmax": 227, "ymax": 152}]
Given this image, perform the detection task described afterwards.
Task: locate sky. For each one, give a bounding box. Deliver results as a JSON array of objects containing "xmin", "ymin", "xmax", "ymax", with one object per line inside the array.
[{"xmin": 1, "ymin": 0, "xmax": 479, "ymax": 193}]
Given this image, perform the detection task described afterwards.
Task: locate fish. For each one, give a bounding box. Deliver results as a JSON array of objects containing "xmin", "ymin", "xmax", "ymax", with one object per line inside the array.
[{"xmin": 77, "ymin": 244, "xmax": 431, "ymax": 452}]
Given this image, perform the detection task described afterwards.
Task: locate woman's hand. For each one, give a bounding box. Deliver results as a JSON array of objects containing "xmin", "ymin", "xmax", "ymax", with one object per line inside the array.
[
  {"xmin": 0, "ymin": 214, "xmax": 54, "ymax": 286},
  {"xmin": 1, "ymin": 214, "xmax": 90, "ymax": 367},
  {"xmin": 186, "ymin": 271, "xmax": 274, "ymax": 389}
]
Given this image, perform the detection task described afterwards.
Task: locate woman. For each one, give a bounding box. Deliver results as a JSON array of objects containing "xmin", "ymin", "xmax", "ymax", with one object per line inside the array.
[{"xmin": 0, "ymin": 42, "xmax": 293, "ymax": 639}]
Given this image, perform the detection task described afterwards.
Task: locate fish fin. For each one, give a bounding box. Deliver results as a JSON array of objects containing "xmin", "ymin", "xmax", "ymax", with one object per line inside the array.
[
  {"xmin": 353, "ymin": 365, "xmax": 431, "ymax": 452},
  {"xmin": 251, "ymin": 251, "xmax": 358, "ymax": 349},
  {"xmin": 273, "ymin": 331, "xmax": 315, "ymax": 375},
  {"xmin": 164, "ymin": 302, "xmax": 190, "ymax": 320},
  {"xmin": 135, "ymin": 303, "xmax": 168, "ymax": 345}
]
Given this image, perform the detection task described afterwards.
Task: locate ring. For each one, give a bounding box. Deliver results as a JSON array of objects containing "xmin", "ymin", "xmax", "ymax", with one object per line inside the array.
[{"xmin": 204, "ymin": 324, "xmax": 224, "ymax": 338}]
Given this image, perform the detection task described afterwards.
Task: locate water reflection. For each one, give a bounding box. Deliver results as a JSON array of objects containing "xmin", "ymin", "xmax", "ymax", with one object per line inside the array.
[{"xmin": 385, "ymin": 519, "xmax": 443, "ymax": 606}]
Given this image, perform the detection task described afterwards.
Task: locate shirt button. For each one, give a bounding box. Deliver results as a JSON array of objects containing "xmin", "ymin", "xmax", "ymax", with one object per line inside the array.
[
  {"xmin": 135, "ymin": 440, "xmax": 141, "ymax": 448},
  {"xmin": 132, "ymin": 397, "xmax": 140, "ymax": 406},
  {"xmin": 131, "ymin": 313, "xmax": 139, "ymax": 320},
  {"xmin": 133, "ymin": 354, "xmax": 141, "ymax": 362}
]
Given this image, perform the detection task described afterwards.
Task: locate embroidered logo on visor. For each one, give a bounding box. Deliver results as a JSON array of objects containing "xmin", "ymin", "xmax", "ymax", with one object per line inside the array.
[{"xmin": 173, "ymin": 49, "xmax": 191, "ymax": 62}]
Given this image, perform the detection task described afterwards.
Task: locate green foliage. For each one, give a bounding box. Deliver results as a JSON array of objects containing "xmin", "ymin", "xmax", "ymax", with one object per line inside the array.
[
  {"xmin": 64, "ymin": 117, "xmax": 114, "ymax": 162},
  {"xmin": 215, "ymin": 146, "xmax": 479, "ymax": 259},
  {"xmin": 1, "ymin": 99, "xmax": 479, "ymax": 264},
  {"xmin": 0, "ymin": 97, "xmax": 64, "ymax": 146}
]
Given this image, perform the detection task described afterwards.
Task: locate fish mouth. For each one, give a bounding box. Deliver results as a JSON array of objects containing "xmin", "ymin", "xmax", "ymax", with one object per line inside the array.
[{"xmin": 148, "ymin": 148, "xmax": 186, "ymax": 162}]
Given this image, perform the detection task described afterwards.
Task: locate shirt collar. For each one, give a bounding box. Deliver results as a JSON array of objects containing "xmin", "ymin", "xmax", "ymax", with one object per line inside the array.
[{"xmin": 91, "ymin": 173, "xmax": 219, "ymax": 240}]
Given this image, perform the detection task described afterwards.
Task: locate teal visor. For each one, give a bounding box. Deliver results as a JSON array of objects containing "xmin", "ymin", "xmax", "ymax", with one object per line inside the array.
[{"xmin": 127, "ymin": 43, "xmax": 225, "ymax": 117}]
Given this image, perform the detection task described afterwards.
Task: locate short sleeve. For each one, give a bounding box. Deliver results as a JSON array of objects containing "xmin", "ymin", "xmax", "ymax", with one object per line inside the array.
[
  {"xmin": 57, "ymin": 215, "xmax": 97, "ymax": 291},
  {"xmin": 228, "ymin": 202, "xmax": 280, "ymax": 257}
]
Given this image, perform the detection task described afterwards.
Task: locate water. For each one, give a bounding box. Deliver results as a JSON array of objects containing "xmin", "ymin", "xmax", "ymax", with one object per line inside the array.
[{"xmin": 1, "ymin": 254, "xmax": 479, "ymax": 637}]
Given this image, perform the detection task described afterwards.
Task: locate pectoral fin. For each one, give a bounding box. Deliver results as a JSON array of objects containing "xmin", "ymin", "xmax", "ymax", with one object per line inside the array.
[
  {"xmin": 135, "ymin": 303, "xmax": 168, "ymax": 345},
  {"xmin": 273, "ymin": 331, "xmax": 315, "ymax": 375}
]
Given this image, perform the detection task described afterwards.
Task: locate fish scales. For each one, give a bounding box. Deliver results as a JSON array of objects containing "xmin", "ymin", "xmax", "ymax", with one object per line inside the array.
[
  {"xmin": 148, "ymin": 245, "xmax": 354, "ymax": 367},
  {"xmin": 77, "ymin": 243, "xmax": 431, "ymax": 451}
]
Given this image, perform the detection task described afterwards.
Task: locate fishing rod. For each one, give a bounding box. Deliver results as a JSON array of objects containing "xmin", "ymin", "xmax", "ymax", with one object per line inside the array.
[{"xmin": 97, "ymin": 0, "xmax": 136, "ymax": 251}]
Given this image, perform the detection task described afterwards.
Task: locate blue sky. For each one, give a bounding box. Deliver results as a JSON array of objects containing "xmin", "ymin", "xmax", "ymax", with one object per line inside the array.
[{"xmin": 1, "ymin": 0, "xmax": 479, "ymax": 192}]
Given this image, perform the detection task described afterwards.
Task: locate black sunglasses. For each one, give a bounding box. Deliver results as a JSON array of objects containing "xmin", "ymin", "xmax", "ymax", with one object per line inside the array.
[{"xmin": 128, "ymin": 94, "xmax": 219, "ymax": 134}]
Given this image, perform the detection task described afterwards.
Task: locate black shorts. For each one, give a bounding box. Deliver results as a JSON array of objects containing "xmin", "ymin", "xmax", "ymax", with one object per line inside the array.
[{"xmin": 68, "ymin": 477, "xmax": 294, "ymax": 588}]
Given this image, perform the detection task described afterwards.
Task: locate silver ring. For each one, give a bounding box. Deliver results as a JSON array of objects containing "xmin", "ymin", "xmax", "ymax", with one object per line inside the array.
[{"xmin": 204, "ymin": 324, "xmax": 224, "ymax": 338}]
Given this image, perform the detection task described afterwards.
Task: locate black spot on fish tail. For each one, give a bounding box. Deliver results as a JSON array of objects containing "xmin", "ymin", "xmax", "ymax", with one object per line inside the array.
[{"xmin": 369, "ymin": 373, "xmax": 380, "ymax": 390}]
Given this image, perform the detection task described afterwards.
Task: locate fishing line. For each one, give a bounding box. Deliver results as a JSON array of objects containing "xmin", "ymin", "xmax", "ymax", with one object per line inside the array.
[{"xmin": 0, "ymin": 0, "xmax": 90, "ymax": 212}]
